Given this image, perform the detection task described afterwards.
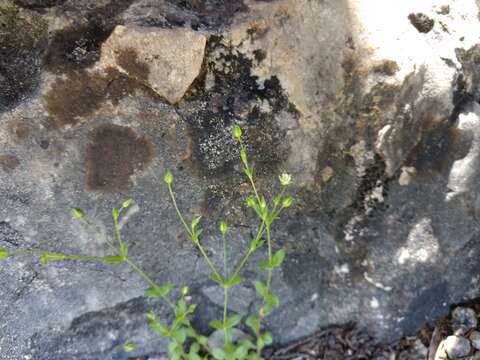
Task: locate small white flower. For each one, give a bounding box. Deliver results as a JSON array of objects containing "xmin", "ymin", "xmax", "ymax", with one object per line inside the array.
[{"xmin": 279, "ymin": 173, "xmax": 292, "ymax": 186}]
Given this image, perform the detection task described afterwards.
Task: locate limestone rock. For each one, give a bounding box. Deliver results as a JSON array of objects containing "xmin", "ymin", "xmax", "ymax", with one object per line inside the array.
[{"xmin": 100, "ymin": 24, "xmax": 206, "ymax": 104}]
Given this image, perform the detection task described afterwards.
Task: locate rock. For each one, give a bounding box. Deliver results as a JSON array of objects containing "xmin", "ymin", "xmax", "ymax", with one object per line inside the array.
[
  {"xmin": 3, "ymin": 0, "xmax": 480, "ymax": 358},
  {"xmin": 100, "ymin": 24, "xmax": 206, "ymax": 104},
  {"xmin": 452, "ymin": 307, "xmax": 478, "ymax": 334},
  {"xmin": 469, "ymin": 331, "xmax": 480, "ymax": 350},
  {"xmin": 408, "ymin": 13, "xmax": 435, "ymax": 33},
  {"xmin": 443, "ymin": 336, "xmax": 471, "ymax": 359}
]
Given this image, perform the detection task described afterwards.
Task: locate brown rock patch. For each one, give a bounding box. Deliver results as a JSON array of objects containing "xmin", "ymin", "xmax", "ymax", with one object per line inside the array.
[
  {"xmin": 0, "ymin": 154, "xmax": 20, "ymax": 172},
  {"xmin": 85, "ymin": 124, "xmax": 154, "ymax": 192}
]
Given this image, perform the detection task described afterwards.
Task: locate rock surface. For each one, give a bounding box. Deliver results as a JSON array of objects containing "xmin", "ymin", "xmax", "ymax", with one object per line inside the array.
[{"xmin": 1, "ymin": 0, "xmax": 480, "ymax": 359}]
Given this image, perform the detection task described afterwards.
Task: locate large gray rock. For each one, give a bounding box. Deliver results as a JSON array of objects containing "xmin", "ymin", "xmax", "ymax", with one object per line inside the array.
[{"xmin": 2, "ymin": 0, "xmax": 480, "ymax": 359}]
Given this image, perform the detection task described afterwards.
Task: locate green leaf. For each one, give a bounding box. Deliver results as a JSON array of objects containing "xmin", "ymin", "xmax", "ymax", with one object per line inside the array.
[
  {"xmin": 187, "ymin": 304, "xmax": 197, "ymax": 314},
  {"xmin": 71, "ymin": 208, "xmax": 84, "ymax": 219},
  {"xmin": 226, "ymin": 274, "xmax": 243, "ymax": 288},
  {"xmin": 145, "ymin": 284, "xmax": 173, "ymax": 299},
  {"xmin": 265, "ymin": 292, "xmax": 279, "ymax": 307},
  {"xmin": 211, "ymin": 273, "xmax": 225, "ymax": 286},
  {"xmin": 254, "ymin": 281, "xmax": 267, "ymax": 298},
  {"xmin": 0, "ymin": 248, "xmax": 9, "ymax": 260},
  {"xmin": 123, "ymin": 343, "xmax": 135, "ymax": 352},
  {"xmin": 189, "ymin": 342, "xmax": 200, "ymax": 355},
  {"xmin": 244, "ymin": 166, "xmax": 253, "ymax": 179},
  {"xmin": 173, "ymin": 327, "xmax": 187, "ymax": 343},
  {"xmin": 262, "ymin": 332, "xmax": 273, "ymax": 346},
  {"xmin": 191, "ymin": 216, "xmax": 202, "ymax": 230},
  {"xmin": 211, "ymin": 347, "xmax": 226, "ymax": 360},
  {"xmin": 271, "ymin": 249, "xmax": 285, "ymax": 268},
  {"xmin": 245, "ymin": 316, "xmax": 260, "ymax": 332},
  {"xmin": 146, "ymin": 310, "xmax": 156, "ymax": 321},
  {"xmin": 112, "ymin": 207, "xmax": 119, "ymax": 220},
  {"xmin": 149, "ymin": 320, "xmax": 169, "ymax": 337},
  {"xmin": 234, "ymin": 344, "xmax": 249, "ymax": 359},
  {"xmin": 104, "ymin": 255, "xmax": 124, "ymax": 263},
  {"xmin": 168, "ymin": 342, "xmax": 182, "ymax": 360},
  {"xmin": 225, "ymin": 314, "xmax": 242, "ymax": 328},
  {"xmin": 282, "ymin": 196, "xmax": 293, "ymax": 208},
  {"xmin": 209, "ymin": 319, "xmax": 224, "ymax": 330}
]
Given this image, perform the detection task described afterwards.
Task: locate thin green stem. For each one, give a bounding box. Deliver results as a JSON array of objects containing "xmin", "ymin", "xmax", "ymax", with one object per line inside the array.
[
  {"xmin": 113, "ymin": 217, "xmax": 123, "ymax": 253},
  {"xmin": 124, "ymin": 257, "xmax": 175, "ymax": 309},
  {"xmin": 167, "ymin": 184, "xmax": 192, "ymax": 237},
  {"xmin": 223, "ymin": 286, "xmax": 230, "ymax": 345},
  {"xmin": 239, "ymin": 141, "xmax": 260, "ymax": 202},
  {"xmin": 167, "ymin": 183, "xmax": 222, "ymax": 280},
  {"xmin": 222, "ymin": 232, "xmax": 230, "ymax": 345},
  {"xmin": 231, "ymin": 220, "xmax": 266, "ymax": 279}
]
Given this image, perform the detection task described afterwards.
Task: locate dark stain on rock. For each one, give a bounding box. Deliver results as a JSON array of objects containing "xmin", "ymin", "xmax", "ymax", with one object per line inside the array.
[
  {"xmin": 165, "ymin": 0, "xmax": 248, "ymax": 30},
  {"xmin": 0, "ymin": 154, "xmax": 20, "ymax": 173},
  {"xmin": 44, "ymin": 67, "xmax": 155, "ymax": 129},
  {"xmin": 86, "ymin": 124, "xmax": 154, "ymax": 192},
  {"xmin": 0, "ymin": 3, "xmax": 47, "ymax": 111},
  {"xmin": 408, "ymin": 13, "xmax": 435, "ymax": 33},
  {"xmin": 43, "ymin": 0, "xmax": 135, "ymax": 74},
  {"xmin": 44, "ymin": 70, "xmax": 107, "ymax": 128},
  {"xmin": 13, "ymin": 0, "xmax": 65, "ymax": 9},
  {"xmin": 177, "ymin": 36, "xmax": 295, "ymax": 178},
  {"xmin": 406, "ymin": 118, "xmax": 467, "ymax": 176},
  {"xmin": 43, "ymin": 23, "xmax": 111, "ymax": 74},
  {"xmin": 116, "ymin": 48, "xmax": 149, "ymax": 82}
]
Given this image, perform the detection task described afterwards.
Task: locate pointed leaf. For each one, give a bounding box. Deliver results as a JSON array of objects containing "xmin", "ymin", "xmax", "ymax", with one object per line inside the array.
[
  {"xmin": 211, "ymin": 273, "xmax": 225, "ymax": 286},
  {"xmin": 254, "ymin": 281, "xmax": 267, "ymax": 298},
  {"xmin": 212, "ymin": 347, "xmax": 225, "ymax": 360},
  {"xmin": 209, "ymin": 319, "xmax": 224, "ymax": 330},
  {"xmin": 191, "ymin": 216, "xmax": 202, "ymax": 230},
  {"xmin": 226, "ymin": 314, "xmax": 242, "ymax": 328},
  {"xmin": 226, "ymin": 274, "xmax": 243, "ymax": 288},
  {"xmin": 145, "ymin": 284, "xmax": 173, "ymax": 299},
  {"xmin": 271, "ymin": 249, "xmax": 285, "ymax": 268},
  {"xmin": 104, "ymin": 255, "xmax": 124, "ymax": 263},
  {"xmin": 149, "ymin": 320, "xmax": 169, "ymax": 337},
  {"xmin": 0, "ymin": 248, "xmax": 8, "ymax": 260}
]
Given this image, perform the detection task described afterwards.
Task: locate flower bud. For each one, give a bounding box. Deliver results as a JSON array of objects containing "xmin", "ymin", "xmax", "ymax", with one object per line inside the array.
[
  {"xmin": 219, "ymin": 221, "xmax": 228, "ymax": 236},
  {"xmin": 163, "ymin": 171, "xmax": 173, "ymax": 185},
  {"xmin": 233, "ymin": 125, "xmax": 242, "ymax": 140}
]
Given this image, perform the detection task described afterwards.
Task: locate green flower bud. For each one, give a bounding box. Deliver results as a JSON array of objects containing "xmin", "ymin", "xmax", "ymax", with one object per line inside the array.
[
  {"xmin": 71, "ymin": 208, "xmax": 84, "ymax": 219},
  {"xmin": 182, "ymin": 286, "xmax": 189, "ymax": 296},
  {"xmin": 163, "ymin": 171, "xmax": 173, "ymax": 185},
  {"xmin": 219, "ymin": 221, "xmax": 228, "ymax": 236},
  {"xmin": 122, "ymin": 199, "xmax": 133, "ymax": 209},
  {"xmin": 233, "ymin": 125, "xmax": 242, "ymax": 140}
]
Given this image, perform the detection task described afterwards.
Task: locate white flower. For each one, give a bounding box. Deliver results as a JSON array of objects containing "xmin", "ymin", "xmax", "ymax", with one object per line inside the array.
[{"xmin": 279, "ymin": 173, "xmax": 292, "ymax": 186}]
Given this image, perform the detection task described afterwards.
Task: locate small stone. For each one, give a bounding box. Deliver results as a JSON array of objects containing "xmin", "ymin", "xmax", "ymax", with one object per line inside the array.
[
  {"xmin": 469, "ymin": 331, "xmax": 480, "ymax": 350},
  {"xmin": 408, "ymin": 13, "xmax": 435, "ymax": 33},
  {"xmin": 443, "ymin": 336, "xmax": 471, "ymax": 359},
  {"xmin": 100, "ymin": 25, "xmax": 206, "ymax": 104},
  {"xmin": 452, "ymin": 307, "xmax": 477, "ymax": 334}
]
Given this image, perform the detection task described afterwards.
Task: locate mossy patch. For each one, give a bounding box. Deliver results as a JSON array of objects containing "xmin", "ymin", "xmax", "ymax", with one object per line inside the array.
[{"xmin": 0, "ymin": 2, "xmax": 47, "ymax": 110}]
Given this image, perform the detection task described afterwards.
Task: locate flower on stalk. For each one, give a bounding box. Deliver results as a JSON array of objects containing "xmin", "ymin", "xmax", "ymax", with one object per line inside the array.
[{"xmin": 279, "ymin": 173, "xmax": 292, "ymax": 186}]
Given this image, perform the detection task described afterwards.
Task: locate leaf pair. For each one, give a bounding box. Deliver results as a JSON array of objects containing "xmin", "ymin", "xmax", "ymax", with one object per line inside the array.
[
  {"xmin": 209, "ymin": 314, "xmax": 241, "ymax": 330},
  {"xmin": 211, "ymin": 273, "xmax": 243, "ymax": 289},
  {"xmin": 258, "ymin": 249, "xmax": 285, "ymax": 270}
]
